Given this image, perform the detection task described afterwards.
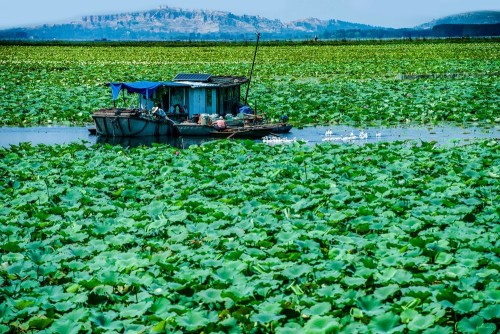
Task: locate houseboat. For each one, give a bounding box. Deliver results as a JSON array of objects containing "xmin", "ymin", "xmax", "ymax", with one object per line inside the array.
[{"xmin": 92, "ymin": 73, "xmax": 291, "ymax": 138}]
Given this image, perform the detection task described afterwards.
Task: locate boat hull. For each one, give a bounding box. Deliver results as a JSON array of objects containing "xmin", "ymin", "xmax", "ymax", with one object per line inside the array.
[
  {"xmin": 174, "ymin": 123, "xmax": 293, "ymax": 139},
  {"xmin": 93, "ymin": 116, "xmax": 175, "ymax": 137},
  {"xmin": 174, "ymin": 123, "xmax": 217, "ymax": 136}
]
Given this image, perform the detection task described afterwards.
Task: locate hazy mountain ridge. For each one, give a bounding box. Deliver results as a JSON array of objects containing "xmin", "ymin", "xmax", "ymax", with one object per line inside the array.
[
  {"xmin": 417, "ymin": 10, "xmax": 500, "ymax": 29},
  {"xmin": 79, "ymin": 7, "xmax": 284, "ymax": 34},
  {"xmin": 0, "ymin": 7, "xmax": 498, "ymax": 40}
]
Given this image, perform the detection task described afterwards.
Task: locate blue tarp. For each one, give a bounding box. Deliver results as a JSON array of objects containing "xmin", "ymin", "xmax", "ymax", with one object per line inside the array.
[{"xmin": 110, "ymin": 81, "xmax": 187, "ymax": 100}]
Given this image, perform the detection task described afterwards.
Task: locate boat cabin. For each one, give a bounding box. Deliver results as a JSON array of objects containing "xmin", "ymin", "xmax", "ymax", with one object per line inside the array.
[{"xmin": 110, "ymin": 74, "xmax": 249, "ymax": 120}]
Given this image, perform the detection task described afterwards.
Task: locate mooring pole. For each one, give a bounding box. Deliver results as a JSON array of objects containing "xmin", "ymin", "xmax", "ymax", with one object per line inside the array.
[{"xmin": 244, "ymin": 32, "xmax": 260, "ymax": 106}]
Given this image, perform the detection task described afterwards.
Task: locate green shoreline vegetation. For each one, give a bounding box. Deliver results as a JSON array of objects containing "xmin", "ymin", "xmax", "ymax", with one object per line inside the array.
[
  {"xmin": 0, "ymin": 39, "xmax": 498, "ymax": 126},
  {"xmin": 0, "ymin": 140, "xmax": 499, "ymax": 332},
  {"xmin": 0, "ymin": 39, "xmax": 499, "ymax": 333}
]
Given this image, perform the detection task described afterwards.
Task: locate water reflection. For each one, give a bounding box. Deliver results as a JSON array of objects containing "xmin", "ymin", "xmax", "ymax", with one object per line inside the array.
[
  {"xmin": 0, "ymin": 124, "xmax": 498, "ymax": 148},
  {"xmin": 96, "ymin": 135, "xmax": 218, "ymax": 149}
]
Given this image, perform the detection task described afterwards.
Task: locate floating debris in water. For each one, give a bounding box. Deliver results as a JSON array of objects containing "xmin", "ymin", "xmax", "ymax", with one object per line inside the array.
[{"xmin": 263, "ymin": 136, "xmax": 302, "ymax": 145}]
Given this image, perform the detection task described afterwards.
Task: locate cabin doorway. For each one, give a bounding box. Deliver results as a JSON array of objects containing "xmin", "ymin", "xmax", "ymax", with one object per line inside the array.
[
  {"xmin": 191, "ymin": 89, "xmax": 205, "ymax": 115},
  {"xmin": 206, "ymin": 88, "xmax": 215, "ymax": 114}
]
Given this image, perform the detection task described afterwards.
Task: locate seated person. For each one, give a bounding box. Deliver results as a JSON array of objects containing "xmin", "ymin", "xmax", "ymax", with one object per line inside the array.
[
  {"xmin": 174, "ymin": 104, "xmax": 185, "ymax": 114},
  {"xmin": 214, "ymin": 116, "xmax": 227, "ymax": 130},
  {"xmin": 152, "ymin": 105, "xmax": 166, "ymax": 119}
]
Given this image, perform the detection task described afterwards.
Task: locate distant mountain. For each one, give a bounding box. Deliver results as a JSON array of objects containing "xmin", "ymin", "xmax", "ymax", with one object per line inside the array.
[
  {"xmin": 0, "ymin": 6, "xmax": 377, "ymax": 41},
  {"xmin": 417, "ymin": 10, "xmax": 500, "ymax": 29},
  {"xmin": 0, "ymin": 7, "xmax": 498, "ymax": 41}
]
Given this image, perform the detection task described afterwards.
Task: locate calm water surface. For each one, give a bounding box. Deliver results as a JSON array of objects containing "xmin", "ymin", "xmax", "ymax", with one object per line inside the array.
[{"xmin": 0, "ymin": 124, "xmax": 498, "ymax": 149}]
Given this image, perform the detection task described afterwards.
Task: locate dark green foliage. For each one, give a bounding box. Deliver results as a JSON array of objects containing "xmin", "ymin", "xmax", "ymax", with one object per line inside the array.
[{"xmin": 0, "ymin": 139, "xmax": 498, "ymax": 332}]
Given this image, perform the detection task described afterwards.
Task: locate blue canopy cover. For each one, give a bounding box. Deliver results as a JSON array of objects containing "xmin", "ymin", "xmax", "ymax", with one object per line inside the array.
[{"xmin": 110, "ymin": 81, "xmax": 186, "ymax": 100}]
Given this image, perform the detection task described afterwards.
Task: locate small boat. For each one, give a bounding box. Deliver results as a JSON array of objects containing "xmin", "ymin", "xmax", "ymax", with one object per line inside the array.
[
  {"xmin": 92, "ymin": 75, "xmax": 250, "ymax": 137},
  {"xmin": 92, "ymin": 36, "xmax": 292, "ymax": 138}
]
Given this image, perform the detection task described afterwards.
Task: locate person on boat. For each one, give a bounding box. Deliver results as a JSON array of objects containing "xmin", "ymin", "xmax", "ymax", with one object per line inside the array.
[
  {"xmin": 152, "ymin": 105, "xmax": 166, "ymax": 120},
  {"xmin": 214, "ymin": 116, "xmax": 227, "ymax": 130}
]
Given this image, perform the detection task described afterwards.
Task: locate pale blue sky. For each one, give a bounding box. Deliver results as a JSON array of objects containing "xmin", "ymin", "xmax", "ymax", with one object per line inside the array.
[{"xmin": 1, "ymin": 0, "xmax": 499, "ymax": 29}]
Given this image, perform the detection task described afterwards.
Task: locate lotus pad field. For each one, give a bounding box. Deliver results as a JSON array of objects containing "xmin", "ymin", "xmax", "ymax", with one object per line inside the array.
[
  {"xmin": 1, "ymin": 139, "xmax": 499, "ymax": 333},
  {"xmin": 0, "ymin": 41, "xmax": 499, "ymax": 126}
]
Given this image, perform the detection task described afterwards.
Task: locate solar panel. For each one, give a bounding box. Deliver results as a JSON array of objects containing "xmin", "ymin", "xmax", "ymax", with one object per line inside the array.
[{"xmin": 174, "ymin": 73, "xmax": 212, "ymax": 82}]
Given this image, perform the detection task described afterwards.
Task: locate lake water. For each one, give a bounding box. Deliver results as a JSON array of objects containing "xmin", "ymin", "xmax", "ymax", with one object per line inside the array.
[{"xmin": 0, "ymin": 124, "xmax": 498, "ymax": 149}]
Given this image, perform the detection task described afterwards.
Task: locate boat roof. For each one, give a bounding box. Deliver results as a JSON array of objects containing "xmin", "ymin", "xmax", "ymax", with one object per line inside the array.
[{"xmin": 110, "ymin": 74, "xmax": 248, "ymax": 100}]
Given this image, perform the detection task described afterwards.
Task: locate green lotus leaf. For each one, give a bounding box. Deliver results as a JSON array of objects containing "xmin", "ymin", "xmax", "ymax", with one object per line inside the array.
[
  {"xmin": 27, "ymin": 316, "xmax": 53, "ymax": 330},
  {"xmin": 391, "ymin": 269, "xmax": 413, "ymax": 284},
  {"xmin": 168, "ymin": 210, "xmax": 189, "ymax": 223},
  {"xmin": 343, "ymin": 276, "xmax": 366, "ymax": 287},
  {"xmin": 457, "ymin": 316, "xmax": 497, "ymax": 334},
  {"xmin": 49, "ymin": 319, "xmax": 82, "ymax": 334},
  {"xmin": 329, "ymin": 212, "xmax": 347, "ymax": 223},
  {"xmin": 145, "ymin": 201, "xmax": 165, "ymax": 218},
  {"xmin": 368, "ymin": 312, "xmax": 402, "ymax": 334},
  {"xmin": 356, "ymin": 295, "xmax": 384, "ymax": 316},
  {"xmin": 197, "ymin": 288, "xmax": 224, "ymax": 304},
  {"xmin": 90, "ymin": 310, "xmax": 121, "ymax": 330},
  {"xmin": 176, "ymin": 310, "xmax": 210, "ymax": 331},
  {"xmin": 276, "ymin": 231, "xmax": 300, "ymax": 244},
  {"xmin": 400, "ymin": 309, "xmax": 419, "ymax": 324},
  {"xmin": 15, "ymin": 299, "xmax": 36, "ymax": 310},
  {"xmin": 422, "ymin": 325, "xmax": 453, "ymax": 334},
  {"xmin": 479, "ymin": 304, "xmax": 500, "ymax": 320},
  {"xmin": 454, "ymin": 299, "xmax": 482, "ymax": 314},
  {"xmin": 276, "ymin": 322, "xmax": 306, "ymax": 334},
  {"xmin": 374, "ymin": 284, "xmax": 399, "ymax": 301},
  {"xmin": 250, "ymin": 312, "xmax": 285, "ymax": 324},
  {"xmin": 55, "ymin": 301, "xmax": 75, "ymax": 312},
  {"xmin": 60, "ymin": 188, "xmax": 82, "ymax": 206},
  {"xmin": 407, "ymin": 314, "xmax": 435, "ymax": 331},
  {"xmin": 316, "ymin": 285, "xmax": 344, "ymax": 298},
  {"xmin": 303, "ymin": 302, "xmax": 332, "ymax": 317},
  {"xmin": 435, "ymin": 252, "xmax": 454, "ymax": 265},
  {"xmin": 485, "ymin": 289, "xmax": 500, "ymax": 303},
  {"xmin": 58, "ymin": 307, "xmax": 89, "ymax": 323},
  {"xmin": 147, "ymin": 218, "xmax": 169, "ymax": 231},
  {"xmin": 292, "ymin": 198, "xmax": 322, "ymax": 213},
  {"xmin": 213, "ymin": 266, "xmax": 237, "ymax": 283},
  {"xmin": 476, "ymin": 269, "xmax": 498, "ymax": 278},
  {"xmin": 0, "ymin": 325, "xmax": 9, "ymax": 334},
  {"xmin": 283, "ymin": 264, "xmax": 313, "ymax": 279},
  {"xmin": 376, "ymin": 267, "xmax": 397, "ymax": 282},
  {"xmin": 119, "ymin": 301, "xmax": 153, "ymax": 318},
  {"xmin": 445, "ymin": 266, "xmax": 469, "ymax": 279},
  {"xmin": 303, "ymin": 315, "xmax": 340, "ymax": 334}
]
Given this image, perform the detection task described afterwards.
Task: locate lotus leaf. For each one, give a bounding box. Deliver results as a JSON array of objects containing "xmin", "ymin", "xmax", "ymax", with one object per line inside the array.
[
  {"xmin": 48, "ymin": 319, "xmax": 82, "ymax": 334},
  {"xmin": 176, "ymin": 310, "xmax": 210, "ymax": 331},
  {"xmin": 282, "ymin": 264, "xmax": 313, "ymax": 279},
  {"xmin": 454, "ymin": 299, "xmax": 482, "ymax": 314},
  {"xmin": 457, "ymin": 315, "xmax": 497, "ymax": 334},
  {"xmin": 303, "ymin": 315, "xmax": 340, "ymax": 334},
  {"xmin": 250, "ymin": 312, "xmax": 285, "ymax": 324},
  {"xmin": 407, "ymin": 314, "xmax": 436, "ymax": 331},
  {"xmin": 368, "ymin": 312, "xmax": 403, "ymax": 334}
]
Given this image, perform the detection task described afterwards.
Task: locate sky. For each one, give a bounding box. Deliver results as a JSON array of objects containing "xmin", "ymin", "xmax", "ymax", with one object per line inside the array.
[{"xmin": 1, "ymin": 0, "xmax": 499, "ymax": 29}]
